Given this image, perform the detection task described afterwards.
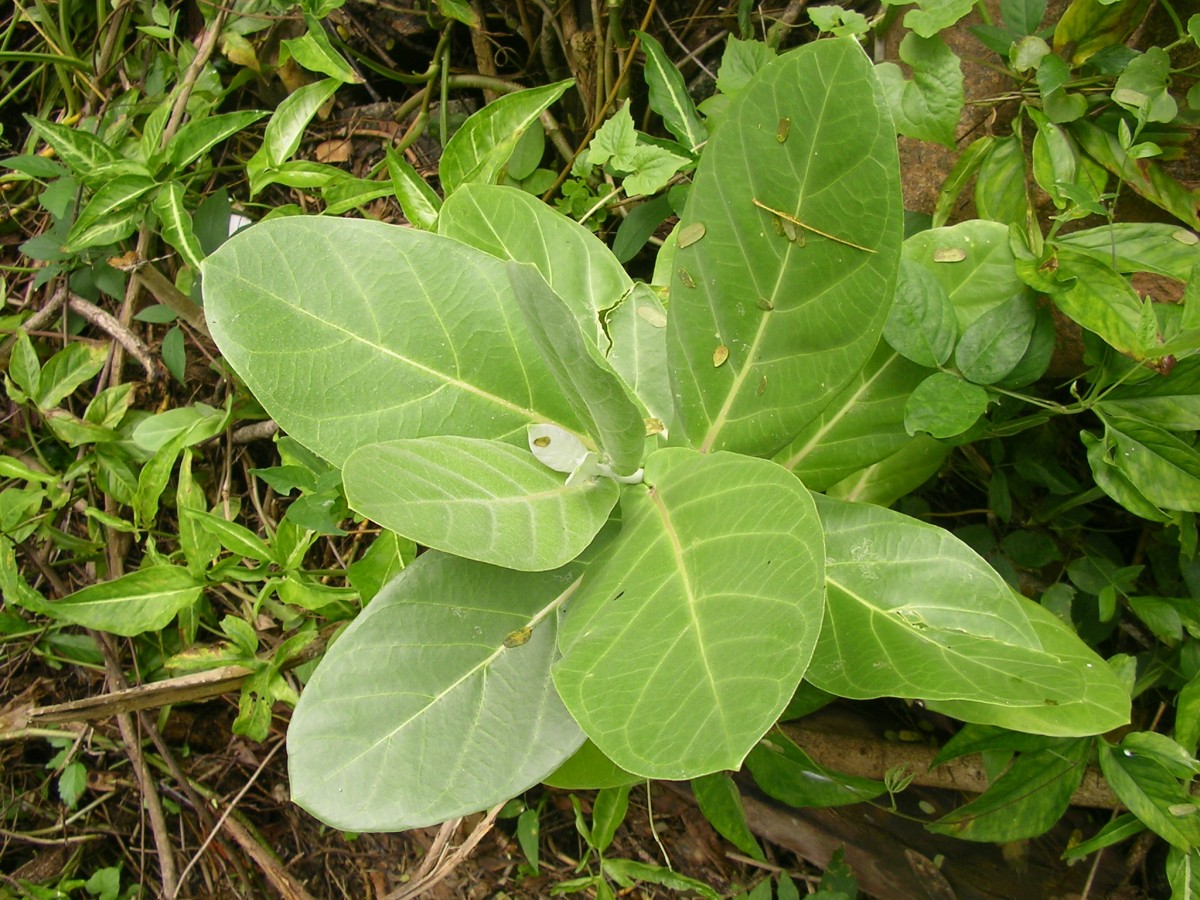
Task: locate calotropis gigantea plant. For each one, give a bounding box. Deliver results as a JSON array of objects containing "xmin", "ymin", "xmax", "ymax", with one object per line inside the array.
[{"xmin": 201, "ymin": 38, "xmax": 1129, "ymax": 831}]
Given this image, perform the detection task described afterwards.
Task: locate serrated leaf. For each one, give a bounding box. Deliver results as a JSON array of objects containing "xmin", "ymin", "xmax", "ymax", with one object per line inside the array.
[
  {"xmin": 46, "ymin": 566, "xmax": 203, "ymax": 637},
  {"xmin": 342, "ymin": 436, "xmax": 618, "ymax": 571},
  {"xmin": 809, "ymin": 495, "xmax": 1130, "ymax": 735},
  {"xmin": 202, "ymin": 217, "xmax": 587, "ymax": 466},
  {"xmin": 667, "ymin": 38, "xmax": 902, "ymax": 455},
  {"xmin": 554, "ymin": 448, "xmax": 824, "ymax": 778},
  {"xmin": 440, "ymin": 80, "xmax": 572, "ymax": 195},
  {"xmin": 288, "ymin": 552, "xmax": 585, "ymax": 831},
  {"xmin": 634, "ymin": 31, "xmax": 707, "ymax": 151}
]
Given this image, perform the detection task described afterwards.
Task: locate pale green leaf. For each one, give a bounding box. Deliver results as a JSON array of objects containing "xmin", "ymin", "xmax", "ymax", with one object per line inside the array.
[
  {"xmin": 554, "ymin": 448, "xmax": 825, "ymax": 778},
  {"xmin": 47, "ymin": 566, "xmax": 203, "ymax": 637},
  {"xmin": 202, "ymin": 217, "xmax": 586, "ymax": 466},
  {"xmin": 905, "ymin": 220, "xmax": 1026, "ymax": 328},
  {"xmin": 714, "ymin": 37, "xmax": 777, "ymax": 98},
  {"xmin": 342, "ymin": 436, "xmax": 618, "ymax": 571},
  {"xmin": 1168, "ymin": 847, "xmax": 1200, "ymax": 900},
  {"xmin": 925, "ymin": 600, "xmax": 1131, "ymax": 735},
  {"xmin": 603, "ymin": 283, "xmax": 673, "ymax": 427},
  {"xmin": 776, "ymin": 342, "xmax": 931, "ymax": 490},
  {"xmin": 902, "ymin": 0, "xmax": 976, "ymax": 38},
  {"xmin": 440, "ymin": 80, "xmax": 573, "ymax": 195},
  {"xmin": 1053, "ymin": 223, "xmax": 1200, "ymax": 281},
  {"xmin": 439, "ymin": 183, "xmax": 630, "ymax": 346},
  {"xmin": 288, "ymin": 551, "xmax": 585, "ymax": 831},
  {"xmin": 809, "ymin": 495, "xmax": 1130, "ymax": 735},
  {"xmin": 23, "ymin": 115, "xmax": 120, "ymax": 179},
  {"xmin": 667, "ymin": 38, "xmax": 902, "ymax": 455},
  {"xmin": 974, "ymin": 135, "xmax": 1027, "ymax": 228},
  {"xmin": 508, "ymin": 262, "xmax": 646, "ymax": 474},
  {"xmin": 824, "ymin": 433, "xmax": 949, "ymax": 506},
  {"xmin": 247, "ymin": 79, "xmax": 339, "ymax": 193},
  {"xmin": 1097, "ymin": 358, "xmax": 1200, "ymax": 431}
]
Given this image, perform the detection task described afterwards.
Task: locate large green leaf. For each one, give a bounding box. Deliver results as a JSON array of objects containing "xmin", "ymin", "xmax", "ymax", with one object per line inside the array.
[
  {"xmin": 775, "ymin": 342, "xmax": 931, "ymax": 490},
  {"xmin": 439, "ymin": 184, "xmax": 630, "ymax": 346},
  {"xmin": 508, "ymin": 262, "xmax": 647, "ymax": 475},
  {"xmin": 342, "ymin": 436, "xmax": 618, "ymax": 571},
  {"xmin": 202, "ymin": 217, "xmax": 584, "ymax": 466},
  {"xmin": 809, "ymin": 495, "xmax": 1130, "ymax": 734},
  {"xmin": 1054, "ymin": 223, "xmax": 1200, "ymax": 281},
  {"xmin": 604, "ymin": 283, "xmax": 673, "ymax": 427},
  {"xmin": 666, "ymin": 38, "xmax": 902, "ymax": 456},
  {"xmin": 926, "ymin": 599, "xmax": 1131, "ymax": 735},
  {"xmin": 288, "ymin": 552, "xmax": 586, "ymax": 831},
  {"xmin": 1099, "ymin": 414, "xmax": 1200, "ymax": 513},
  {"xmin": 554, "ymin": 448, "xmax": 825, "ymax": 778}
]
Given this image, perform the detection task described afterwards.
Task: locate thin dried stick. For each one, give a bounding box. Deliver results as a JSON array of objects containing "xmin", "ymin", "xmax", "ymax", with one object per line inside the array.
[
  {"xmin": 66, "ymin": 295, "xmax": 162, "ymax": 379},
  {"xmin": 386, "ymin": 804, "xmax": 503, "ymax": 900}
]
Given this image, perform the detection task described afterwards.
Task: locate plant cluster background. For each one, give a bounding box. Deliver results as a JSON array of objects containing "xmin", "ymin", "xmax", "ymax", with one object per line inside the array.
[{"xmin": 1, "ymin": 0, "xmax": 1200, "ymax": 897}]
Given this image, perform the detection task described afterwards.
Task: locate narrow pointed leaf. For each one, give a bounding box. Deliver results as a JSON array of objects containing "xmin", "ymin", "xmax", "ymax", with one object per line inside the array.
[
  {"xmin": 342, "ymin": 437, "xmax": 618, "ymax": 571},
  {"xmin": 385, "ymin": 146, "xmax": 440, "ymax": 231},
  {"xmin": 288, "ymin": 552, "xmax": 586, "ymax": 831},
  {"xmin": 46, "ymin": 566, "xmax": 202, "ymax": 637},
  {"xmin": 1099, "ymin": 740, "xmax": 1200, "ymax": 850},
  {"xmin": 202, "ymin": 217, "xmax": 585, "ymax": 466},
  {"xmin": 24, "ymin": 115, "xmax": 120, "ymax": 177},
  {"xmin": 168, "ymin": 110, "xmax": 268, "ymax": 170},
  {"xmin": 554, "ymin": 448, "xmax": 824, "ymax": 779},
  {"xmin": 508, "ymin": 262, "xmax": 646, "ymax": 475},
  {"xmin": 64, "ymin": 174, "xmax": 158, "ymax": 251},
  {"xmin": 635, "ymin": 31, "xmax": 707, "ymax": 151},
  {"xmin": 151, "ymin": 182, "xmax": 205, "ymax": 269},
  {"xmin": 440, "ymin": 80, "xmax": 573, "ymax": 195},
  {"xmin": 666, "ymin": 38, "xmax": 902, "ymax": 455},
  {"xmin": 929, "ymin": 738, "xmax": 1091, "ymax": 841}
]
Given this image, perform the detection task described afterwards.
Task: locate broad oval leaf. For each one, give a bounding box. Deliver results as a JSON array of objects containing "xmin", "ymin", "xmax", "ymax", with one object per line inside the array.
[
  {"xmin": 604, "ymin": 283, "xmax": 673, "ymax": 427},
  {"xmin": 342, "ymin": 436, "xmax": 619, "ymax": 571},
  {"xmin": 809, "ymin": 494, "xmax": 1130, "ymax": 734},
  {"xmin": 439, "ymin": 183, "xmax": 630, "ymax": 347},
  {"xmin": 666, "ymin": 38, "xmax": 902, "ymax": 456},
  {"xmin": 554, "ymin": 448, "xmax": 825, "ymax": 779},
  {"xmin": 288, "ymin": 551, "xmax": 586, "ymax": 831},
  {"xmin": 201, "ymin": 217, "xmax": 585, "ymax": 466},
  {"xmin": 47, "ymin": 566, "xmax": 202, "ymax": 637}
]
